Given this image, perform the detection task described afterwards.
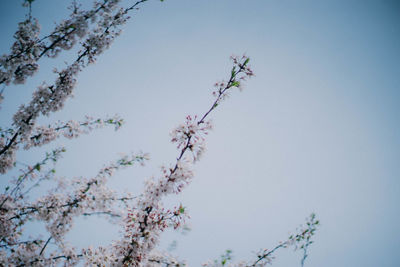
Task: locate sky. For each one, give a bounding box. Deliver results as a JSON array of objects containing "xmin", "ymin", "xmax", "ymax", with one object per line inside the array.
[{"xmin": 1, "ymin": 0, "xmax": 400, "ymax": 266}]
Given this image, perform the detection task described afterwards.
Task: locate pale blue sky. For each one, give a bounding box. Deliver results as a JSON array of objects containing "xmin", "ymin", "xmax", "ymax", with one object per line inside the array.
[{"xmin": 1, "ymin": 0, "xmax": 399, "ymax": 266}]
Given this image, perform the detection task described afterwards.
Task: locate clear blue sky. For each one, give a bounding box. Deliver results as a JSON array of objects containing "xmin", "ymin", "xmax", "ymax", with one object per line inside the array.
[{"xmin": 1, "ymin": 0, "xmax": 399, "ymax": 266}]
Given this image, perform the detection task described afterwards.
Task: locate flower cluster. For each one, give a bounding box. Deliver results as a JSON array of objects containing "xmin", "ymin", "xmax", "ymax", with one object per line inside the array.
[
  {"xmin": 0, "ymin": 0, "xmax": 129, "ymax": 86},
  {"xmin": 171, "ymin": 115, "xmax": 213, "ymax": 162},
  {"xmin": 0, "ymin": 151, "xmax": 148, "ymax": 266},
  {"xmin": 0, "ymin": 18, "xmax": 41, "ymax": 85},
  {"xmin": 0, "ymin": 1, "xmax": 149, "ymax": 175},
  {"xmin": 107, "ymin": 159, "xmax": 192, "ymax": 266},
  {"xmin": 230, "ymin": 54, "xmax": 254, "ymax": 78},
  {"xmin": 0, "ymin": 113, "xmax": 122, "ymax": 174},
  {"xmin": 146, "ymin": 250, "xmax": 185, "ymax": 267},
  {"xmin": 24, "ymin": 115, "xmax": 124, "ymax": 149},
  {"xmin": 0, "ymin": 141, "xmax": 16, "ymax": 174},
  {"xmin": 211, "ymin": 54, "xmax": 254, "ymax": 103}
]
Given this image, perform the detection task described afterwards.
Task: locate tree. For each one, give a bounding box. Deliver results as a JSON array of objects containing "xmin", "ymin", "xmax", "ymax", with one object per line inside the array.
[{"xmin": 0, "ymin": 0, "xmax": 319, "ymax": 266}]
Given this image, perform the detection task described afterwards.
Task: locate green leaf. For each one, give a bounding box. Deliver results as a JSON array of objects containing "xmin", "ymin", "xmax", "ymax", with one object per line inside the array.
[
  {"xmin": 179, "ymin": 206, "xmax": 185, "ymax": 214},
  {"xmin": 231, "ymin": 81, "xmax": 240, "ymax": 87}
]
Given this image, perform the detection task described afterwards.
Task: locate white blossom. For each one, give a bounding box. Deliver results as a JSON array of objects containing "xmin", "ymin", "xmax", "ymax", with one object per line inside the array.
[{"xmin": 0, "ymin": 2, "xmax": 320, "ymax": 266}]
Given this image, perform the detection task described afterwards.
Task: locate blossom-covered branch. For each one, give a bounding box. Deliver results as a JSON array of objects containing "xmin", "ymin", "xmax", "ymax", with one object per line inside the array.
[
  {"xmin": 0, "ymin": 0, "xmax": 150, "ymax": 174},
  {"xmin": 248, "ymin": 213, "xmax": 319, "ymax": 267},
  {"xmin": 201, "ymin": 214, "xmax": 320, "ymax": 267},
  {"xmin": 147, "ymin": 250, "xmax": 186, "ymax": 267},
  {"xmin": 0, "ymin": 0, "xmax": 149, "ymax": 86},
  {"xmin": 0, "ymin": 152, "xmax": 148, "ymax": 266},
  {"xmin": 0, "ymin": 1, "xmax": 321, "ymax": 266},
  {"xmin": 25, "ymin": 114, "xmax": 124, "ymax": 149},
  {"xmin": 106, "ymin": 55, "xmax": 254, "ymax": 266},
  {"xmin": 0, "ymin": 147, "xmax": 65, "ymax": 208}
]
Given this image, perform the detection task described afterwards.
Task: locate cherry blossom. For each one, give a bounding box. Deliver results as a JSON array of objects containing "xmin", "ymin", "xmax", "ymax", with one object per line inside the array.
[
  {"xmin": 0, "ymin": 1, "xmax": 319, "ymax": 266},
  {"xmin": 0, "ymin": 0, "xmax": 148, "ymax": 173}
]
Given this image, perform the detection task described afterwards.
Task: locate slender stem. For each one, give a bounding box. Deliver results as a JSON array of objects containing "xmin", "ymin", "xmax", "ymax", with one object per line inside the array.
[
  {"xmin": 16, "ymin": 254, "xmax": 83, "ymax": 267},
  {"xmin": 39, "ymin": 236, "xmax": 52, "ymax": 256},
  {"xmin": 248, "ymin": 243, "xmax": 287, "ymax": 267}
]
